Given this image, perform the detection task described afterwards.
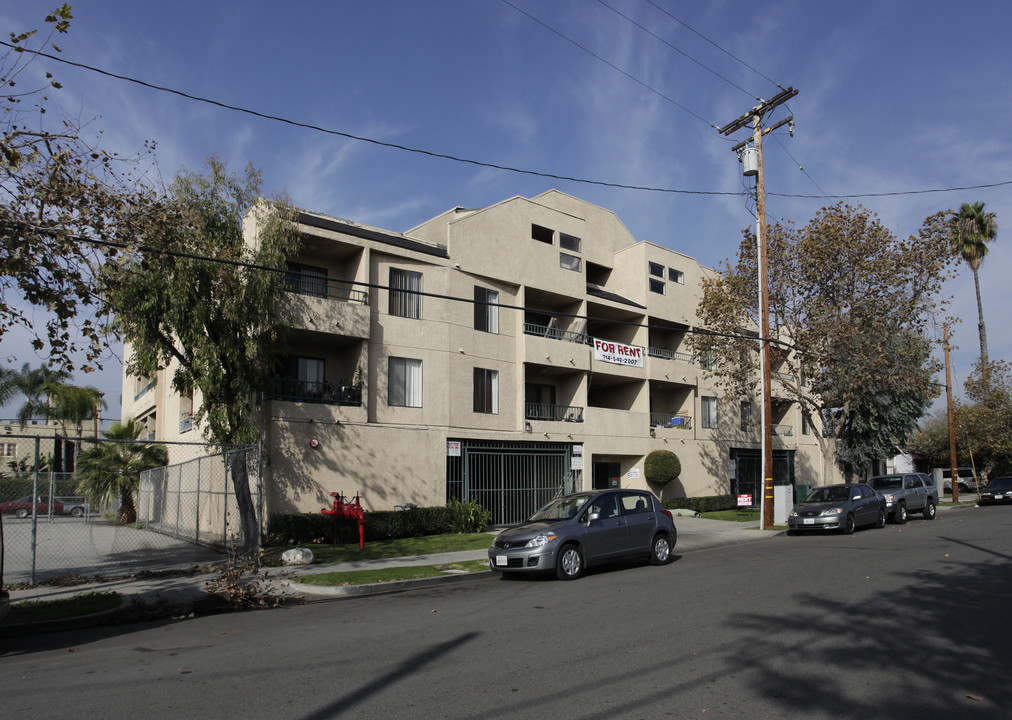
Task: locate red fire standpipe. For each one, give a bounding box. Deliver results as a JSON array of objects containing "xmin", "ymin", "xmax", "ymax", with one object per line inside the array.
[{"xmin": 321, "ymin": 492, "xmax": 366, "ymax": 549}]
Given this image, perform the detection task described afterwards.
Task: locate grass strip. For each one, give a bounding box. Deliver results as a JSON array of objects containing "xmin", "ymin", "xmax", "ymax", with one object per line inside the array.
[
  {"xmin": 295, "ymin": 559, "xmax": 489, "ymax": 586},
  {"xmin": 699, "ymin": 509, "xmax": 760, "ymax": 522},
  {"xmin": 263, "ymin": 532, "xmax": 493, "ymax": 565},
  {"xmin": 2, "ymin": 591, "xmax": 121, "ymax": 624}
]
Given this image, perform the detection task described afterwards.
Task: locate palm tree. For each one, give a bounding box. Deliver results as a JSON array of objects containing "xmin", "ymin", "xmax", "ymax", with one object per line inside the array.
[
  {"xmin": 952, "ymin": 202, "xmax": 998, "ymax": 364},
  {"xmin": 76, "ymin": 418, "xmax": 168, "ymax": 524}
]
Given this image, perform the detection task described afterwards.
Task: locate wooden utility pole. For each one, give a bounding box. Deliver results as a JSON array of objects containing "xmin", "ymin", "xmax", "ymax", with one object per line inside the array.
[
  {"xmin": 944, "ymin": 325, "xmax": 959, "ymax": 503},
  {"xmin": 720, "ymin": 87, "xmax": 797, "ymax": 531}
]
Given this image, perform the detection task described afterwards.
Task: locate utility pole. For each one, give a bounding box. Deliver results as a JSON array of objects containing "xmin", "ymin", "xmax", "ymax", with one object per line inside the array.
[
  {"xmin": 944, "ymin": 325, "xmax": 959, "ymax": 503},
  {"xmin": 720, "ymin": 87, "xmax": 797, "ymax": 531}
]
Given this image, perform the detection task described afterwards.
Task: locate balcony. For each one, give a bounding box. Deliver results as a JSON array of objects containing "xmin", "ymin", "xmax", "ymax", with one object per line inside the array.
[
  {"xmin": 525, "ymin": 402, "xmax": 584, "ymax": 423},
  {"xmin": 261, "ymin": 378, "xmax": 363, "ymax": 406},
  {"xmin": 650, "ymin": 412, "xmax": 692, "ymax": 429},
  {"xmin": 287, "ymin": 275, "xmax": 368, "ymax": 305},
  {"xmin": 524, "ymin": 322, "xmax": 588, "ymax": 345},
  {"xmin": 772, "ymin": 424, "xmax": 794, "ymax": 436},
  {"xmin": 179, "ymin": 414, "xmax": 193, "ymax": 434},
  {"xmin": 647, "ymin": 347, "xmax": 694, "ymax": 363}
]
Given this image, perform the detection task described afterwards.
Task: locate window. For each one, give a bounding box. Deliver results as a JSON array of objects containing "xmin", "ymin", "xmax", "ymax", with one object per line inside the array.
[
  {"xmin": 668, "ymin": 268, "xmax": 684, "ymax": 284},
  {"xmin": 532, "ymin": 224, "xmax": 554, "ymax": 244},
  {"xmin": 701, "ymin": 396, "xmax": 718, "ymax": 429},
  {"xmin": 389, "ymin": 268, "xmax": 422, "ymax": 319},
  {"xmin": 1, "ymin": 443, "xmax": 15, "ymax": 457},
  {"xmin": 474, "ymin": 287, "xmax": 499, "ymax": 334},
  {"xmin": 649, "ymin": 278, "xmax": 665, "ymax": 295},
  {"xmin": 648, "ymin": 262, "xmax": 664, "ymax": 277},
  {"xmin": 699, "ymin": 352, "xmax": 716, "ymax": 371},
  {"xmin": 559, "ymin": 233, "xmax": 581, "ymax": 253},
  {"xmin": 740, "ymin": 400, "xmax": 754, "ymax": 431},
  {"xmin": 388, "ymin": 357, "xmax": 422, "ymax": 407},
  {"xmin": 473, "ymin": 368, "xmax": 499, "ymax": 414},
  {"xmin": 618, "ymin": 492, "xmax": 651, "ymax": 514},
  {"xmin": 560, "ymin": 253, "xmax": 582, "ymax": 272},
  {"xmin": 287, "ymin": 262, "xmax": 328, "ymax": 298},
  {"xmin": 286, "ymin": 356, "xmax": 326, "ymax": 399}
]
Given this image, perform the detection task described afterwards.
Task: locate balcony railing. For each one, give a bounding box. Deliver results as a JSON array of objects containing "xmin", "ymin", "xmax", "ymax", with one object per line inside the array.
[
  {"xmin": 287, "ymin": 276, "xmax": 369, "ymax": 305},
  {"xmin": 650, "ymin": 412, "xmax": 692, "ymax": 429},
  {"xmin": 525, "ymin": 403, "xmax": 584, "ymax": 422},
  {"xmin": 262, "ymin": 378, "xmax": 363, "ymax": 406},
  {"xmin": 179, "ymin": 414, "xmax": 193, "ymax": 433},
  {"xmin": 523, "ymin": 322, "xmax": 588, "ymax": 345},
  {"xmin": 772, "ymin": 424, "xmax": 794, "ymax": 436},
  {"xmin": 134, "ymin": 380, "xmax": 156, "ymax": 402},
  {"xmin": 647, "ymin": 347, "xmax": 695, "ymax": 363}
]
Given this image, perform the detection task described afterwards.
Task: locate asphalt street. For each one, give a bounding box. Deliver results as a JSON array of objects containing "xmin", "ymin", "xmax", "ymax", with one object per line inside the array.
[{"xmin": 3, "ymin": 503, "xmax": 1010, "ymax": 719}]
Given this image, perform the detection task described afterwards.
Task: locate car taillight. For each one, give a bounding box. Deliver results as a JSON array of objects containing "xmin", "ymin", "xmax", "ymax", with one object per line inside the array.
[{"xmin": 661, "ymin": 509, "xmax": 673, "ymax": 520}]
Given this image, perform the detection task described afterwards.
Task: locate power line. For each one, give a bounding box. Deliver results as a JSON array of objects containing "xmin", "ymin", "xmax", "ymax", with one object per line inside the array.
[
  {"xmin": 3, "ymin": 40, "xmax": 1010, "ymax": 201},
  {"xmin": 596, "ymin": 0, "xmax": 759, "ymax": 100},
  {"xmin": 499, "ymin": 0, "xmax": 719, "ymax": 128}
]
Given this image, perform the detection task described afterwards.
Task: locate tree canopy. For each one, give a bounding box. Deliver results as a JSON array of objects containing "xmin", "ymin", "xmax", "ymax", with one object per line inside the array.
[
  {"xmin": 1, "ymin": 6, "xmax": 163, "ymax": 373},
  {"xmin": 695, "ymin": 203, "xmax": 956, "ymax": 479}
]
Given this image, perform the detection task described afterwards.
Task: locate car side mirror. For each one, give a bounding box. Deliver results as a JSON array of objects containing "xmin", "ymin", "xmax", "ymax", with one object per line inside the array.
[
  {"xmin": 851, "ymin": 495, "xmax": 861, "ymax": 501},
  {"xmin": 587, "ymin": 512, "xmax": 600, "ymax": 525}
]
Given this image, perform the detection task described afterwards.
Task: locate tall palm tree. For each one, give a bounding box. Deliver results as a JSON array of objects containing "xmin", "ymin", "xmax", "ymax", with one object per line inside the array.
[
  {"xmin": 76, "ymin": 418, "xmax": 168, "ymax": 524},
  {"xmin": 952, "ymin": 202, "xmax": 998, "ymax": 364}
]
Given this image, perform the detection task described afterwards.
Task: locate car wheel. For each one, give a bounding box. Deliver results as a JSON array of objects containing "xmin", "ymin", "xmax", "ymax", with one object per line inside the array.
[
  {"xmin": 894, "ymin": 502, "xmax": 907, "ymax": 524},
  {"xmin": 15, "ymin": 508, "xmax": 28, "ymax": 519},
  {"xmin": 876, "ymin": 509, "xmax": 886, "ymax": 528},
  {"xmin": 959, "ymin": 483, "xmax": 970, "ymax": 493},
  {"xmin": 649, "ymin": 533, "xmax": 672, "ymax": 565},
  {"xmin": 70, "ymin": 506, "xmax": 84, "ymax": 518},
  {"xmin": 923, "ymin": 501, "xmax": 936, "ymax": 520},
  {"xmin": 556, "ymin": 544, "xmax": 583, "ymax": 580},
  {"xmin": 843, "ymin": 513, "xmax": 856, "ymax": 535}
]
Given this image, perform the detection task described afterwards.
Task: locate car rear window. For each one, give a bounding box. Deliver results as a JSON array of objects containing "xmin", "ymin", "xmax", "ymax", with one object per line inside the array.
[{"xmin": 871, "ymin": 477, "xmax": 902, "ymax": 490}]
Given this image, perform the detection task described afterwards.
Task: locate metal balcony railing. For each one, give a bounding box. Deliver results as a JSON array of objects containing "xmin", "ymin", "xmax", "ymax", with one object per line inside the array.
[
  {"xmin": 647, "ymin": 347, "xmax": 695, "ymax": 363},
  {"xmin": 262, "ymin": 378, "xmax": 363, "ymax": 406},
  {"xmin": 650, "ymin": 412, "xmax": 692, "ymax": 429},
  {"xmin": 179, "ymin": 414, "xmax": 193, "ymax": 433},
  {"xmin": 525, "ymin": 403, "xmax": 584, "ymax": 422},
  {"xmin": 772, "ymin": 424, "xmax": 794, "ymax": 436},
  {"xmin": 523, "ymin": 322, "xmax": 588, "ymax": 345},
  {"xmin": 287, "ymin": 276, "xmax": 369, "ymax": 305}
]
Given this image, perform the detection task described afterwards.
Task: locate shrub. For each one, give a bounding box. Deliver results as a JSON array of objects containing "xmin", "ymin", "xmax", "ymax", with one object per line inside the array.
[
  {"xmin": 266, "ymin": 506, "xmax": 456, "ymax": 545},
  {"xmin": 446, "ymin": 498, "xmax": 491, "ymax": 533},
  {"xmin": 662, "ymin": 495, "xmax": 736, "ymax": 513},
  {"xmin": 644, "ymin": 450, "xmax": 681, "ymax": 487}
]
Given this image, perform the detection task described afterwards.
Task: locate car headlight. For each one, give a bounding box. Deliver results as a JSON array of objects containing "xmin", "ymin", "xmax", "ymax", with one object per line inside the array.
[
  {"xmin": 525, "ymin": 533, "xmax": 557, "ymax": 548},
  {"xmin": 884, "ymin": 494, "xmax": 895, "ymax": 503},
  {"xmin": 789, "ymin": 509, "xmax": 798, "ymax": 518},
  {"xmin": 820, "ymin": 508, "xmax": 843, "ymax": 517}
]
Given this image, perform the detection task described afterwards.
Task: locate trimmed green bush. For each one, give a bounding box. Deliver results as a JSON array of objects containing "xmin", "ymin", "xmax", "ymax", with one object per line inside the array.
[
  {"xmin": 266, "ymin": 506, "xmax": 456, "ymax": 545},
  {"xmin": 644, "ymin": 450, "xmax": 681, "ymax": 487},
  {"xmin": 662, "ymin": 495, "xmax": 736, "ymax": 513}
]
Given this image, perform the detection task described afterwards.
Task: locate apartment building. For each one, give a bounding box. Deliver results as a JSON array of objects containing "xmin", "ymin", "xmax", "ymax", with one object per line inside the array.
[{"xmin": 120, "ymin": 190, "xmax": 836, "ymax": 525}]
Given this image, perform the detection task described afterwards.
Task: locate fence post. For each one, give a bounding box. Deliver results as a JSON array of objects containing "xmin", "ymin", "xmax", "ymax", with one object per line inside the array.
[
  {"xmin": 195, "ymin": 457, "xmax": 201, "ymax": 544},
  {"xmin": 29, "ymin": 436, "xmax": 41, "ymax": 585}
]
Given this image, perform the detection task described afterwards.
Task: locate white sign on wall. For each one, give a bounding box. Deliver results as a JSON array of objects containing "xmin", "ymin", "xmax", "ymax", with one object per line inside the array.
[
  {"xmin": 593, "ymin": 338, "xmax": 645, "ymax": 368},
  {"xmin": 447, "ymin": 441, "xmax": 461, "ymax": 457}
]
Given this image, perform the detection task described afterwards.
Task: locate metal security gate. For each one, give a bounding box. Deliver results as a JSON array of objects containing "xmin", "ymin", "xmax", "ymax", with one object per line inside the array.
[
  {"xmin": 730, "ymin": 448, "xmax": 795, "ymax": 507},
  {"xmin": 446, "ymin": 440, "xmax": 581, "ymax": 526}
]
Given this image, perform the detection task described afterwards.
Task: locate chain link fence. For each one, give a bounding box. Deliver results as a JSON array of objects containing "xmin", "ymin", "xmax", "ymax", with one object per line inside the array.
[{"xmin": 0, "ymin": 434, "xmax": 260, "ymax": 586}]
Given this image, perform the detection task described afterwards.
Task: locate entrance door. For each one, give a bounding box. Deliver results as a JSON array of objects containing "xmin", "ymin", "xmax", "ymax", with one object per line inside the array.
[{"xmin": 593, "ymin": 462, "xmax": 621, "ymax": 490}]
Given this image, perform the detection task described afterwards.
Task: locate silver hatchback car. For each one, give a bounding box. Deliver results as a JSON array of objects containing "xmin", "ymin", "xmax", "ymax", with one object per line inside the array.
[{"xmin": 488, "ymin": 490, "xmax": 677, "ymax": 580}]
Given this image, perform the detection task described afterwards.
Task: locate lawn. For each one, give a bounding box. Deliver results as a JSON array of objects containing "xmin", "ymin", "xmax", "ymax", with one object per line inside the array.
[
  {"xmin": 699, "ymin": 508, "xmax": 760, "ymax": 522},
  {"xmin": 262, "ymin": 532, "xmax": 494, "ymax": 566}
]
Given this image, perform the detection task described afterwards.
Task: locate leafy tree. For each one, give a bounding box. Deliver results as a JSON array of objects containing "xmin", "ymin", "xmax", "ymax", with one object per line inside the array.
[
  {"xmin": 109, "ymin": 157, "xmax": 300, "ymax": 548},
  {"xmin": 76, "ymin": 418, "xmax": 167, "ymax": 524},
  {"xmin": 644, "ymin": 450, "xmax": 681, "ymax": 487},
  {"xmin": 1, "ymin": 5, "xmax": 163, "ymax": 373},
  {"xmin": 695, "ymin": 203, "xmax": 956, "ymax": 480},
  {"xmin": 957, "ymin": 360, "xmax": 1012, "ymax": 477},
  {"xmin": 952, "ymin": 202, "xmax": 998, "ymax": 365}
]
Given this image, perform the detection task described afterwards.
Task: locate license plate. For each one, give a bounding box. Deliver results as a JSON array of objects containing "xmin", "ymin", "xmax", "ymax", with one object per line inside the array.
[
  {"xmin": 803, "ymin": 519, "xmax": 815, "ymax": 525},
  {"xmin": 496, "ymin": 555, "xmax": 507, "ymax": 566}
]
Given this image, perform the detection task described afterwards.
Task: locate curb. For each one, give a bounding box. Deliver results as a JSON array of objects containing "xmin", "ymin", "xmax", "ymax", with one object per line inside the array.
[{"xmin": 280, "ymin": 570, "xmax": 495, "ymax": 599}]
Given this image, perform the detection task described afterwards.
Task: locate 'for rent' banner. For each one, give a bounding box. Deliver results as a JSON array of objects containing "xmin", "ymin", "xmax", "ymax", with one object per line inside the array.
[{"xmin": 593, "ymin": 338, "xmax": 644, "ymax": 368}]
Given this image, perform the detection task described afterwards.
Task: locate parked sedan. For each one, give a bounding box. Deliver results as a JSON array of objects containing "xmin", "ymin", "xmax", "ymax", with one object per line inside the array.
[
  {"xmin": 488, "ymin": 489, "xmax": 677, "ymax": 580},
  {"xmin": 0, "ymin": 495, "xmax": 87, "ymax": 518},
  {"xmin": 979, "ymin": 477, "xmax": 1012, "ymax": 505},
  {"xmin": 788, "ymin": 483, "xmax": 886, "ymax": 534}
]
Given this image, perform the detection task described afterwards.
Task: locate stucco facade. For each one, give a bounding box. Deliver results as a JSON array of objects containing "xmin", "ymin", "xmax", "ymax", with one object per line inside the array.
[{"xmin": 120, "ymin": 190, "xmax": 839, "ymax": 524}]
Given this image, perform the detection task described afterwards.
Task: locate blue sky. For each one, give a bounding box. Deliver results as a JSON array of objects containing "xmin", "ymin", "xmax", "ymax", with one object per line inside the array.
[{"xmin": 2, "ymin": 0, "xmax": 1010, "ymax": 421}]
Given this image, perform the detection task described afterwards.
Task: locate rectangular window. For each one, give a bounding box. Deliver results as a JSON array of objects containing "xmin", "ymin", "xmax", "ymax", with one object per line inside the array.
[
  {"xmin": 649, "ymin": 262, "xmax": 664, "ymax": 277},
  {"xmin": 559, "ymin": 233, "xmax": 581, "ymax": 253},
  {"xmin": 740, "ymin": 400, "xmax": 753, "ymax": 431},
  {"xmin": 560, "ymin": 253, "xmax": 582, "ymax": 272},
  {"xmin": 649, "ymin": 278, "xmax": 665, "ymax": 295},
  {"xmin": 532, "ymin": 224, "xmax": 554, "ymax": 244},
  {"xmin": 473, "ymin": 368, "xmax": 499, "ymax": 414},
  {"xmin": 701, "ymin": 396, "xmax": 718, "ymax": 429},
  {"xmin": 1, "ymin": 443, "xmax": 16, "ymax": 457},
  {"xmin": 389, "ymin": 268, "xmax": 422, "ymax": 319},
  {"xmin": 801, "ymin": 412, "xmax": 811, "ymax": 435},
  {"xmin": 668, "ymin": 268, "xmax": 684, "ymax": 284},
  {"xmin": 474, "ymin": 287, "xmax": 499, "ymax": 334},
  {"xmin": 699, "ymin": 352, "xmax": 716, "ymax": 371},
  {"xmin": 287, "ymin": 262, "xmax": 328, "ymax": 298},
  {"xmin": 389, "ymin": 357, "xmax": 422, "ymax": 407}
]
